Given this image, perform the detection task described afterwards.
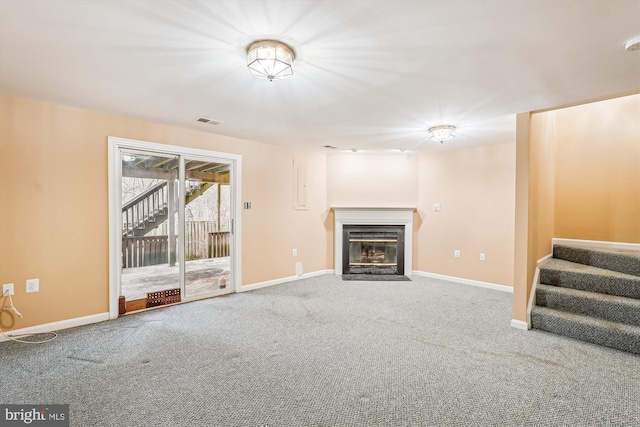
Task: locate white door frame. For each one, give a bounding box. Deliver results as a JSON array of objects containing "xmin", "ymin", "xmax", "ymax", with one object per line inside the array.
[{"xmin": 108, "ymin": 136, "xmax": 242, "ymax": 319}]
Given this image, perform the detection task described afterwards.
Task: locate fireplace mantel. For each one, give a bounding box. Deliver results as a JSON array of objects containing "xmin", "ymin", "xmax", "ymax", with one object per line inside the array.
[{"xmin": 332, "ymin": 207, "xmax": 415, "ymax": 275}]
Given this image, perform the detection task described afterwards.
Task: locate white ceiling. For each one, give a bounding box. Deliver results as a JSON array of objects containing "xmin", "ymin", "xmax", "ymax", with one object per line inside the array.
[{"xmin": 1, "ymin": 0, "xmax": 639, "ymax": 153}]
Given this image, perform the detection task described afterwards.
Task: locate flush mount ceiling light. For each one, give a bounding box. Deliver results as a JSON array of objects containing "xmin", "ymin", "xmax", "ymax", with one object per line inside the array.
[
  {"xmin": 624, "ymin": 35, "xmax": 640, "ymax": 51},
  {"xmin": 428, "ymin": 125, "xmax": 456, "ymax": 144},
  {"xmin": 247, "ymin": 40, "xmax": 295, "ymax": 81}
]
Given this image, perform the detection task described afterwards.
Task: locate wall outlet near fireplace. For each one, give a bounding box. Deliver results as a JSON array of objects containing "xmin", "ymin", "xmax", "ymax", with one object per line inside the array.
[
  {"xmin": 454, "ymin": 250, "xmax": 461, "ymax": 258},
  {"xmin": 26, "ymin": 278, "xmax": 40, "ymax": 293}
]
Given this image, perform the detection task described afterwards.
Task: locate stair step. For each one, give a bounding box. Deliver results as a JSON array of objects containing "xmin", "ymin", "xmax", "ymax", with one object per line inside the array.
[
  {"xmin": 539, "ymin": 259, "xmax": 640, "ymax": 299},
  {"xmin": 531, "ymin": 306, "xmax": 640, "ymax": 355},
  {"xmin": 536, "ymin": 284, "xmax": 640, "ymax": 327},
  {"xmin": 553, "ymin": 244, "xmax": 640, "ymax": 277}
]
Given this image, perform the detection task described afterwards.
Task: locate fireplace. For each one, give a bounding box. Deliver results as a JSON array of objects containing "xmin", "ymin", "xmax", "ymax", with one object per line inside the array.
[
  {"xmin": 332, "ymin": 207, "xmax": 415, "ymax": 277},
  {"xmin": 343, "ymin": 225, "xmax": 405, "ymax": 275}
]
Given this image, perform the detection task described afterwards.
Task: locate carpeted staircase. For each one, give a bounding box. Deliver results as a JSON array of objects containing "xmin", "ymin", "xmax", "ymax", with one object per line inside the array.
[{"xmin": 531, "ymin": 243, "xmax": 640, "ymax": 354}]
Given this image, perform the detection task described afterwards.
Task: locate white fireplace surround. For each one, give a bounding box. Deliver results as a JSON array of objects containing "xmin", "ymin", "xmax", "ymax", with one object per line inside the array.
[{"xmin": 333, "ymin": 207, "xmax": 415, "ymax": 275}]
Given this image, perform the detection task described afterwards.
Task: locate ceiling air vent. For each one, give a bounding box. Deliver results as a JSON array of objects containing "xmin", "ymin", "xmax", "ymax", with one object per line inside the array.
[
  {"xmin": 323, "ymin": 145, "xmax": 339, "ymax": 149},
  {"xmin": 196, "ymin": 117, "xmax": 223, "ymax": 126}
]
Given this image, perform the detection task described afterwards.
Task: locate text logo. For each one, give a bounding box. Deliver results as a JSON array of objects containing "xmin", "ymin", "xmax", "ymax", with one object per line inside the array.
[{"xmin": 1, "ymin": 405, "xmax": 69, "ymax": 426}]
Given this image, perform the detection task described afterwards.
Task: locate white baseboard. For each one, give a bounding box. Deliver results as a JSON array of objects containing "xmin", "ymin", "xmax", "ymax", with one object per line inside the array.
[
  {"xmin": 240, "ymin": 269, "xmax": 334, "ymax": 293},
  {"xmin": 537, "ymin": 253, "xmax": 552, "ymax": 265},
  {"xmin": 412, "ymin": 271, "xmax": 513, "ymax": 293},
  {"xmin": 553, "ymin": 238, "xmax": 640, "ymax": 251},
  {"xmin": 0, "ymin": 312, "xmax": 109, "ymax": 342},
  {"xmin": 511, "ymin": 319, "xmax": 530, "ymax": 330}
]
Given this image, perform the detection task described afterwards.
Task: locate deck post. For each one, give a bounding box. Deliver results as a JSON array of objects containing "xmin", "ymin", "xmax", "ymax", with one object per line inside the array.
[{"xmin": 168, "ymin": 179, "xmax": 177, "ymax": 266}]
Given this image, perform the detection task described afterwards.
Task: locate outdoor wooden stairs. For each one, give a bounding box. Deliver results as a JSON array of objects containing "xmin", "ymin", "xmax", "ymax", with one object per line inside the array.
[{"xmin": 122, "ymin": 181, "xmax": 213, "ymax": 237}]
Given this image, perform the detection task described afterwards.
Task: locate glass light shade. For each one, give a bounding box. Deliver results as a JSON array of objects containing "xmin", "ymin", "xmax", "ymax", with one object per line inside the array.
[
  {"xmin": 247, "ymin": 40, "xmax": 294, "ymax": 81},
  {"xmin": 428, "ymin": 125, "xmax": 456, "ymax": 143}
]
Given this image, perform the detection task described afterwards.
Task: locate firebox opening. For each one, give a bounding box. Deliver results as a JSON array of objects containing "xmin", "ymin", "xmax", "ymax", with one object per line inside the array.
[{"xmin": 342, "ymin": 225, "xmax": 405, "ymax": 278}]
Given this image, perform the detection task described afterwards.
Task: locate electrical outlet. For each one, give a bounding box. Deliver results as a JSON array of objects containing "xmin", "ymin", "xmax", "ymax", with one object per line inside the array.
[
  {"xmin": 3, "ymin": 283, "xmax": 14, "ymax": 296},
  {"xmin": 433, "ymin": 203, "xmax": 441, "ymax": 212},
  {"xmin": 454, "ymin": 250, "xmax": 461, "ymax": 258},
  {"xmin": 480, "ymin": 253, "xmax": 486, "ymax": 261},
  {"xmin": 292, "ymin": 249, "xmax": 298, "ymax": 257},
  {"xmin": 26, "ymin": 278, "xmax": 39, "ymax": 293}
]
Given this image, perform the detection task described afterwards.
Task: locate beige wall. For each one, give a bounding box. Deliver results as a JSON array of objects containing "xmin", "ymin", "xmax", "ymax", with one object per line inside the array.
[
  {"xmin": 529, "ymin": 112, "xmax": 557, "ymax": 260},
  {"xmin": 553, "ymin": 94, "xmax": 640, "ymax": 243},
  {"xmin": 0, "ymin": 95, "xmax": 328, "ymax": 330},
  {"xmin": 326, "ymin": 153, "xmax": 419, "ymax": 208},
  {"xmin": 512, "ymin": 111, "xmax": 557, "ymax": 322},
  {"xmin": 240, "ymin": 148, "xmax": 329, "ymax": 284},
  {"xmin": 513, "ymin": 113, "xmax": 532, "ymax": 323},
  {"xmin": 416, "ymin": 143, "xmax": 516, "ymax": 287}
]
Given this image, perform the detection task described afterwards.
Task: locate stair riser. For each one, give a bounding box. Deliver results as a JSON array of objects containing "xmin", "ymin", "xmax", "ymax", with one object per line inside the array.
[
  {"xmin": 536, "ymin": 288, "xmax": 640, "ymax": 327},
  {"xmin": 531, "ymin": 310, "xmax": 640, "ymax": 355},
  {"xmin": 539, "ymin": 269, "xmax": 640, "ymax": 299},
  {"xmin": 553, "ymin": 246, "xmax": 640, "ymax": 277}
]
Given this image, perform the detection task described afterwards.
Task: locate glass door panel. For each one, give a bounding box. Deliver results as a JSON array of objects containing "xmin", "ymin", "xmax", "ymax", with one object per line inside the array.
[
  {"xmin": 183, "ymin": 159, "xmax": 232, "ymax": 298},
  {"xmin": 120, "ymin": 151, "xmax": 181, "ymax": 304}
]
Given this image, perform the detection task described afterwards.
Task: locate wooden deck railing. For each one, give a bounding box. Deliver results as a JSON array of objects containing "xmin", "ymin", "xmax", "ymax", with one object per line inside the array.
[
  {"xmin": 122, "ymin": 181, "xmax": 168, "ymax": 236},
  {"xmin": 122, "ymin": 228, "xmax": 231, "ymax": 268},
  {"xmin": 208, "ymin": 231, "xmax": 231, "ymax": 258},
  {"xmin": 186, "ymin": 221, "xmax": 213, "ymax": 260},
  {"xmin": 122, "ymin": 235, "xmax": 169, "ymax": 268}
]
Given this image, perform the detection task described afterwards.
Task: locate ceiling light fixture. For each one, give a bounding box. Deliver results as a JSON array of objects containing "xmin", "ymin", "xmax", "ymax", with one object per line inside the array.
[
  {"xmin": 428, "ymin": 125, "xmax": 456, "ymax": 144},
  {"xmin": 247, "ymin": 40, "xmax": 295, "ymax": 81},
  {"xmin": 624, "ymin": 35, "xmax": 640, "ymax": 51}
]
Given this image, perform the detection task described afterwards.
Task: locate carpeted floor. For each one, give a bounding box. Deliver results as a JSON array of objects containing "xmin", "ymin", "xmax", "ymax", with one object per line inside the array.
[{"xmin": 1, "ymin": 275, "xmax": 638, "ymax": 426}]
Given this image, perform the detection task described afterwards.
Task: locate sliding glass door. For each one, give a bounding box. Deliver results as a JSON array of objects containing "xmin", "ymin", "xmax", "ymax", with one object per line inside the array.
[
  {"xmin": 120, "ymin": 152, "xmax": 180, "ymax": 304},
  {"xmin": 109, "ymin": 138, "xmax": 240, "ymax": 316},
  {"xmin": 183, "ymin": 157, "xmax": 231, "ymax": 299}
]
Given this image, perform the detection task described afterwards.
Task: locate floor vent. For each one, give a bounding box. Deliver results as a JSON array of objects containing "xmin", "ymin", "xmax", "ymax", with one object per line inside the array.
[{"xmin": 146, "ymin": 288, "xmax": 181, "ymax": 308}]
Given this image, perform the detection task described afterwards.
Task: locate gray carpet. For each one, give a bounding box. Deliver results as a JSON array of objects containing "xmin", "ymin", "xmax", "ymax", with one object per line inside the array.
[
  {"xmin": 539, "ymin": 258, "xmax": 640, "ymax": 298},
  {"xmin": 1, "ymin": 275, "xmax": 639, "ymax": 426},
  {"xmin": 553, "ymin": 245, "xmax": 640, "ymax": 276},
  {"xmin": 533, "ymin": 244, "xmax": 640, "ymax": 354}
]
